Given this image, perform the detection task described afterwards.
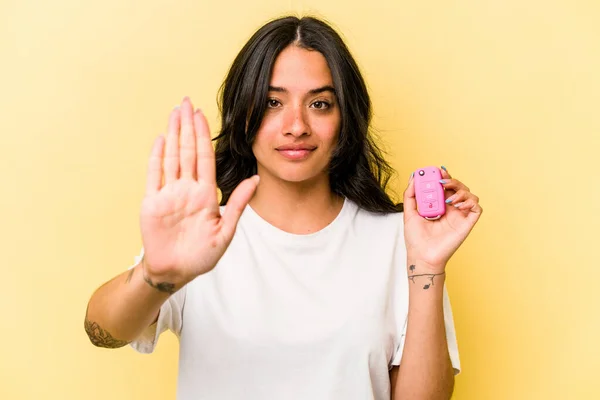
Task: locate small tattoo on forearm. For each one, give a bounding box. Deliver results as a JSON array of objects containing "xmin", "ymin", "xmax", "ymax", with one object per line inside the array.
[
  {"xmin": 141, "ymin": 257, "xmax": 176, "ymax": 294},
  {"xmin": 408, "ymin": 265, "xmax": 445, "ymax": 290},
  {"xmin": 143, "ymin": 275, "xmax": 176, "ymax": 294},
  {"xmin": 84, "ymin": 318, "xmax": 130, "ymax": 348}
]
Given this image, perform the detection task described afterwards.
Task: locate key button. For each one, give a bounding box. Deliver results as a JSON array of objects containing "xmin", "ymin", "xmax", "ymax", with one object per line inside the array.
[
  {"xmin": 422, "ymin": 181, "xmax": 436, "ymax": 191},
  {"xmin": 422, "ymin": 200, "xmax": 439, "ymax": 211},
  {"xmin": 423, "ymin": 192, "xmax": 436, "ymax": 201}
]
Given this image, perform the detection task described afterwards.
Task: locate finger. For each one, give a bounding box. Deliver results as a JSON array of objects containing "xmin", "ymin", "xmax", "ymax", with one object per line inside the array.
[
  {"xmin": 460, "ymin": 198, "xmax": 483, "ymax": 225},
  {"xmin": 453, "ymin": 196, "xmax": 480, "ymax": 212},
  {"xmin": 454, "ymin": 199, "xmax": 483, "ymax": 236},
  {"xmin": 440, "ymin": 166, "xmax": 452, "ymax": 179},
  {"xmin": 220, "ymin": 176, "xmax": 260, "ymax": 241},
  {"xmin": 180, "ymin": 97, "xmax": 197, "ymax": 179},
  {"xmin": 470, "ymin": 202, "xmax": 483, "ymax": 214},
  {"xmin": 439, "ymin": 178, "xmax": 470, "ymax": 193},
  {"xmin": 403, "ymin": 172, "xmax": 418, "ymax": 218},
  {"xmin": 164, "ymin": 107, "xmax": 181, "ymax": 184},
  {"xmin": 145, "ymin": 135, "xmax": 165, "ymax": 196},
  {"xmin": 193, "ymin": 108, "xmax": 216, "ymax": 184},
  {"xmin": 443, "ymin": 189, "xmax": 469, "ymax": 206}
]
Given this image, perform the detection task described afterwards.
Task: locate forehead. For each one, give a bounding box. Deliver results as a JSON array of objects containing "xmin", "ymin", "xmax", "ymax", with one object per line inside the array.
[{"xmin": 270, "ymin": 45, "xmax": 333, "ymax": 89}]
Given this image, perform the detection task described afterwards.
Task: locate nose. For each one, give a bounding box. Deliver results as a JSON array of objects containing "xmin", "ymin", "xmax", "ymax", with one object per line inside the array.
[{"xmin": 283, "ymin": 104, "xmax": 310, "ymax": 137}]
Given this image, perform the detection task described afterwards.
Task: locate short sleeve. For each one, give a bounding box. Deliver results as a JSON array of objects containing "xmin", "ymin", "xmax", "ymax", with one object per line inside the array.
[
  {"xmin": 389, "ymin": 216, "xmax": 461, "ymax": 375},
  {"xmin": 125, "ymin": 248, "xmax": 187, "ymax": 354}
]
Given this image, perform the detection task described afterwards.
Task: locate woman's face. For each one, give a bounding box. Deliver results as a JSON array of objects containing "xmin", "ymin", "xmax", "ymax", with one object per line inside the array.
[{"xmin": 252, "ymin": 45, "xmax": 341, "ymax": 185}]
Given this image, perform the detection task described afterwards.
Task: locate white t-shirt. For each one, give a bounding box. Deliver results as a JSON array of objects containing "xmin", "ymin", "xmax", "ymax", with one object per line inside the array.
[{"xmin": 130, "ymin": 198, "xmax": 460, "ymax": 400}]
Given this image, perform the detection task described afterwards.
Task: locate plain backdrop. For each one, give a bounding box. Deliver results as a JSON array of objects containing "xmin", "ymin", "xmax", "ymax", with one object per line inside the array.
[{"xmin": 1, "ymin": 0, "xmax": 598, "ymax": 398}]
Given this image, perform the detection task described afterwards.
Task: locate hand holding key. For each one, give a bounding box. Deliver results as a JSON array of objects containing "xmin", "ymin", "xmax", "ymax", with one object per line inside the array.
[{"xmin": 403, "ymin": 166, "xmax": 483, "ymax": 273}]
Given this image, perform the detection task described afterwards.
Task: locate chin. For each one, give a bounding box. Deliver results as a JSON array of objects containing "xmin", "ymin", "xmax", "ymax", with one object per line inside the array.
[
  {"xmin": 263, "ymin": 164, "xmax": 327, "ymax": 184},
  {"xmin": 276, "ymin": 171, "xmax": 321, "ymax": 184}
]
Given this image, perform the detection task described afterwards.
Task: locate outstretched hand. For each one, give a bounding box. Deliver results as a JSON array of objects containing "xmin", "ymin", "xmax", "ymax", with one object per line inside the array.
[
  {"xmin": 403, "ymin": 167, "xmax": 482, "ymax": 273},
  {"xmin": 139, "ymin": 97, "xmax": 259, "ymax": 291}
]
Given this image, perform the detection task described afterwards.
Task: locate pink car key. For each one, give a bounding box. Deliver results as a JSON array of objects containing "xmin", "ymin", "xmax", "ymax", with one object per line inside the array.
[{"xmin": 414, "ymin": 166, "xmax": 446, "ymax": 220}]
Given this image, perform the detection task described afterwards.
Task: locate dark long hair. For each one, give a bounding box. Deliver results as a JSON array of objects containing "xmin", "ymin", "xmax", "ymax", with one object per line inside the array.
[{"xmin": 214, "ymin": 16, "xmax": 403, "ymax": 214}]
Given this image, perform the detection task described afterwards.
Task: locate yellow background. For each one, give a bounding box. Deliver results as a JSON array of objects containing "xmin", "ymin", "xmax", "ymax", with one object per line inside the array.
[{"xmin": 2, "ymin": 0, "xmax": 598, "ymax": 398}]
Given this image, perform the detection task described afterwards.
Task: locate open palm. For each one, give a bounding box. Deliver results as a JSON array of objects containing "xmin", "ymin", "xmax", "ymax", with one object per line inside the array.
[
  {"xmin": 403, "ymin": 167, "xmax": 482, "ymax": 272},
  {"xmin": 139, "ymin": 98, "xmax": 259, "ymax": 288}
]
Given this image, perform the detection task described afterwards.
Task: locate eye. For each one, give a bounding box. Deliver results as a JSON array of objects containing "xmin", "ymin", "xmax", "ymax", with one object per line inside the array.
[
  {"xmin": 267, "ymin": 98, "xmax": 281, "ymax": 108},
  {"xmin": 311, "ymin": 101, "xmax": 330, "ymax": 110}
]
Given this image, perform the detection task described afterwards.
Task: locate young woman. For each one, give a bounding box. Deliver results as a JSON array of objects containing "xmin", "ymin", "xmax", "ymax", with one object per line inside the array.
[{"xmin": 85, "ymin": 16, "xmax": 482, "ymax": 400}]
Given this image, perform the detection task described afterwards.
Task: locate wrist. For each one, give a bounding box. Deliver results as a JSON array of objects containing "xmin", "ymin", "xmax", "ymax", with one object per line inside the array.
[
  {"xmin": 407, "ymin": 258, "xmax": 446, "ymax": 291},
  {"xmin": 406, "ymin": 256, "xmax": 447, "ymax": 274},
  {"xmin": 141, "ymin": 256, "xmax": 187, "ymax": 295}
]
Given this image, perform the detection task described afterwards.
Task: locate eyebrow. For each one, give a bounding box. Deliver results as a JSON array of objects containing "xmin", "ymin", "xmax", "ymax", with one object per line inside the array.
[{"xmin": 268, "ymin": 85, "xmax": 336, "ymax": 95}]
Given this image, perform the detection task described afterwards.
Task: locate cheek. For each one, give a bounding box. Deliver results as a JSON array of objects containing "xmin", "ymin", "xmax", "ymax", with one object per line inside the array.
[
  {"xmin": 312, "ymin": 115, "xmax": 341, "ymax": 148},
  {"xmin": 258, "ymin": 114, "xmax": 282, "ymax": 136},
  {"xmin": 252, "ymin": 118, "xmax": 278, "ymax": 153}
]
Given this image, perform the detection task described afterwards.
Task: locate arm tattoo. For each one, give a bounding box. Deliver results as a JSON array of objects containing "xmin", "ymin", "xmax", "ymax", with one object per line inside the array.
[
  {"xmin": 141, "ymin": 257, "xmax": 176, "ymax": 294},
  {"xmin": 143, "ymin": 275, "xmax": 176, "ymax": 294},
  {"xmin": 408, "ymin": 264, "xmax": 445, "ymax": 290},
  {"xmin": 84, "ymin": 317, "xmax": 130, "ymax": 348}
]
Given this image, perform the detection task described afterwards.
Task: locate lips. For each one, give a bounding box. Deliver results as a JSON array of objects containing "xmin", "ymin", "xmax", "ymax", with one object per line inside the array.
[
  {"xmin": 275, "ymin": 145, "xmax": 316, "ymax": 161},
  {"xmin": 275, "ymin": 144, "xmax": 317, "ymax": 151}
]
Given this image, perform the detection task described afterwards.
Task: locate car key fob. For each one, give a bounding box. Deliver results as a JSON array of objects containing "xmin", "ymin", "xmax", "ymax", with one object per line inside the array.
[{"xmin": 414, "ymin": 166, "xmax": 446, "ymax": 220}]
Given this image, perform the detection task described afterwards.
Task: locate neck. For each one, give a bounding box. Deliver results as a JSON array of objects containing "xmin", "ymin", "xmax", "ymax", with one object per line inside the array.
[{"xmin": 248, "ymin": 173, "xmax": 344, "ymax": 235}]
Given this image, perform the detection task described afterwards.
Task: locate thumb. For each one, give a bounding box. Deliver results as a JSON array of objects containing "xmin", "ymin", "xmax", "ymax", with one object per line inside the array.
[
  {"xmin": 403, "ymin": 172, "xmax": 418, "ymax": 218},
  {"xmin": 220, "ymin": 175, "xmax": 260, "ymax": 240}
]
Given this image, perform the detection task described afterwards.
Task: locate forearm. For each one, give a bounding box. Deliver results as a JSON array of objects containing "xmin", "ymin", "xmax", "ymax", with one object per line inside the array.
[
  {"xmin": 84, "ymin": 261, "xmax": 172, "ymax": 348},
  {"xmin": 393, "ymin": 259, "xmax": 455, "ymax": 399}
]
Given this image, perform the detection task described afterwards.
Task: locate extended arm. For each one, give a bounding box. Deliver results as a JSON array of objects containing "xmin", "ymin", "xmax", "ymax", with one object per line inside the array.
[{"xmin": 84, "ymin": 260, "xmax": 172, "ymax": 348}]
